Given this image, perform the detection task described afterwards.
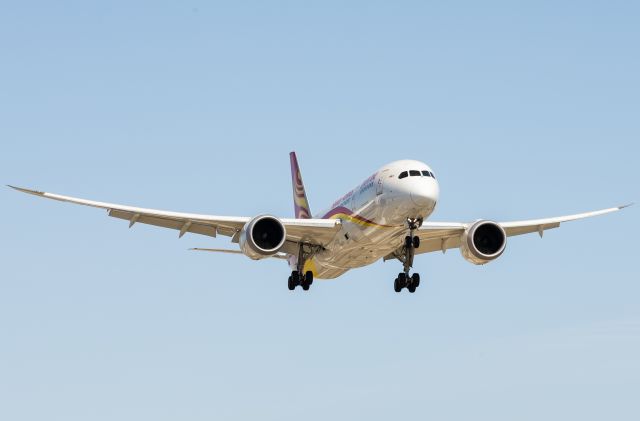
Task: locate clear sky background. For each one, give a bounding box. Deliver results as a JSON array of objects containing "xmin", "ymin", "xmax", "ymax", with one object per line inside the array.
[{"xmin": 1, "ymin": 1, "xmax": 638, "ymax": 420}]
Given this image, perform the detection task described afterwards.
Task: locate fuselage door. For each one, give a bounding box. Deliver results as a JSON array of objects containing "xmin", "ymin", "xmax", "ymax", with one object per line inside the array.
[{"xmin": 376, "ymin": 171, "xmax": 387, "ymax": 195}]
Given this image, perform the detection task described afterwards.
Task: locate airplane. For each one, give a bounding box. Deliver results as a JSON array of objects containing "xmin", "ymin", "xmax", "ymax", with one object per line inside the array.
[{"xmin": 9, "ymin": 152, "xmax": 631, "ymax": 293}]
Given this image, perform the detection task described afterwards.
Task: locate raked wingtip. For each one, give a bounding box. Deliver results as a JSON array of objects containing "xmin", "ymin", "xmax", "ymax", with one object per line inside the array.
[
  {"xmin": 619, "ymin": 203, "xmax": 634, "ymax": 210},
  {"xmin": 7, "ymin": 185, "xmax": 44, "ymax": 195}
]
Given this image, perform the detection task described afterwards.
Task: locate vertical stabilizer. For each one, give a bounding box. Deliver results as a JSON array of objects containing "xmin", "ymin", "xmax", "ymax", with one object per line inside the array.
[{"xmin": 289, "ymin": 152, "xmax": 312, "ymax": 219}]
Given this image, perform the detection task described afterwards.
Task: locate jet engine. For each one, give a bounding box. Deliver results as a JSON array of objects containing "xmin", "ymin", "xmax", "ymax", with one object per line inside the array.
[
  {"xmin": 239, "ymin": 215, "xmax": 287, "ymax": 260},
  {"xmin": 460, "ymin": 220, "xmax": 507, "ymax": 265}
]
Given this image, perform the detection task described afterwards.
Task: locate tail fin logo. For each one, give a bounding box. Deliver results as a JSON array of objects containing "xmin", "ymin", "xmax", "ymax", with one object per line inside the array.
[{"xmin": 290, "ymin": 152, "xmax": 312, "ymax": 219}]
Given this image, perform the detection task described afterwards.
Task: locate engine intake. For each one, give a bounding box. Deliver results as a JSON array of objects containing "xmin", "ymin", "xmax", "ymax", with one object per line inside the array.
[
  {"xmin": 460, "ymin": 220, "xmax": 507, "ymax": 265},
  {"xmin": 239, "ymin": 215, "xmax": 287, "ymax": 260}
]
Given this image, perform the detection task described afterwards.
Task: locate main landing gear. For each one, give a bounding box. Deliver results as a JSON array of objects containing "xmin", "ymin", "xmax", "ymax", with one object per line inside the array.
[
  {"xmin": 288, "ymin": 270, "xmax": 314, "ymax": 291},
  {"xmin": 394, "ymin": 272, "xmax": 420, "ymax": 293},
  {"xmin": 288, "ymin": 242, "xmax": 319, "ymax": 292},
  {"xmin": 394, "ymin": 218, "xmax": 422, "ymax": 293}
]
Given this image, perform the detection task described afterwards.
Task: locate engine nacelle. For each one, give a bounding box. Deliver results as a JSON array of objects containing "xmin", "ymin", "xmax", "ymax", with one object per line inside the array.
[
  {"xmin": 460, "ymin": 220, "xmax": 507, "ymax": 265},
  {"xmin": 239, "ymin": 215, "xmax": 287, "ymax": 260}
]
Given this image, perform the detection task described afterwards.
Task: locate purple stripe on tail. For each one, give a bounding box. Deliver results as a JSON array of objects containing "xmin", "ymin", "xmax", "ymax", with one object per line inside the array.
[{"xmin": 289, "ymin": 152, "xmax": 312, "ymax": 219}]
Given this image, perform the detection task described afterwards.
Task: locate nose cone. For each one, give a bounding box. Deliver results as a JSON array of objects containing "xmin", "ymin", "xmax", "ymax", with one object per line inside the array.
[
  {"xmin": 411, "ymin": 192, "xmax": 431, "ymax": 207},
  {"xmin": 411, "ymin": 180, "xmax": 439, "ymax": 209}
]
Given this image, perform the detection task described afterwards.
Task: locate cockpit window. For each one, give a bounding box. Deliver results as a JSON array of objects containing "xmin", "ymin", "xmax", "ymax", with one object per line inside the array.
[
  {"xmin": 398, "ymin": 171, "xmax": 408, "ymax": 179},
  {"xmin": 421, "ymin": 170, "xmax": 431, "ymax": 177},
  {"xmin": 409, "ymin": 170, "xmax": 421, "ymax": 177},
  {"xmin": 430, "ymin": 172, "xmax": 436, "ymax": 179}
]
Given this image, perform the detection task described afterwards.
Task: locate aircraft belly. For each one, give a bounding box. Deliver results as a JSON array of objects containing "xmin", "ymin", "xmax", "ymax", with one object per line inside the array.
[{"xmin": 311, "ymin": 223, "xmax": 405, "ymax": 279}]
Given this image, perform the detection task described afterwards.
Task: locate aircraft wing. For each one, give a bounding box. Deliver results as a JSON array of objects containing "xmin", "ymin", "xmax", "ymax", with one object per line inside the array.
[
  {"xmin": 413, "ymin": 204, "xmax": 631, "ymax": 255},
  {"xmin": 8, "ymin": 186, "xmax": 341, "ymax": 247}
]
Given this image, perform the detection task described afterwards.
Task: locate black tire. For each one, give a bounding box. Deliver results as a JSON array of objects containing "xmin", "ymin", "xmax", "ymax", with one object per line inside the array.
[
  {"xmin": 405, "ymin": 236, "xmax": 413, "ymax": 248},
  {"xmin": 302, "ymin": 283, "xmax": 310, "ymax": 291},
  {"xmin": 305, "ymin": 271, "xmax": 314, "ymax": 285},
  {"xmin": 398, "ymin": 273, "xmax": 407, "ymax": 288},
  {"xmin": 408, "ymin": 284, "xmax": 416, "ymax": 293},
  {"xmin": 411, "ymin": 273, "xmax": 420, "ymax": 288},
  {"xmin": 413, "ymin": 236, "xmax": 420, "ymax": 249},
  {"xmin": 291, "ymin": 271, "xmax": 300, "ymax": 285},
  {"xmin": 288, "ymin": 276, "xmax": 295, "ymax": 291},
  {"xmin": 393, "ymin": 278, "xmax": 402, "ymax": 292}
]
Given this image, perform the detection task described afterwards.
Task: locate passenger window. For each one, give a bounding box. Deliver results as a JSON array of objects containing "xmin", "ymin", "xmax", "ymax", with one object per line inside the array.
[
  {"xmin": 409, "ymin": 170, "xmax": 421, "ymax": 177},
  {"xmin": 399, "ymin": 171, "xmax": 408, "ymax": 179},
  {"xmin": 421, "ymin": 170, "xmax": 430, "ymax": 177}
]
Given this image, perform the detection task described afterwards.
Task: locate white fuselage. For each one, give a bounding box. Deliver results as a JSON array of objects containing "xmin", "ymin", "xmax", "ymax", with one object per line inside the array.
[{"xmin": 296, "ymin": 160, "xmax": 440, "ymax": 279}]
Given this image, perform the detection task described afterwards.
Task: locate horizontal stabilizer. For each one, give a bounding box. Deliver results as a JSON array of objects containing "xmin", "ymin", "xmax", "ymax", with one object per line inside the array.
[{"xmin": 190, "ymin": 248, "xmax": 289, "ymax": 259}]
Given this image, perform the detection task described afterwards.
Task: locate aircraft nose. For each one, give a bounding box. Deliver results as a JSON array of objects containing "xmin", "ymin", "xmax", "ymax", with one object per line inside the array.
[
  {"xmin": 411, "ymin": 192, "xmax": 431, "ymax": 207},
  {"xmin": 410, "ymin": 181, "xmax": 439, "ymax": 208}
]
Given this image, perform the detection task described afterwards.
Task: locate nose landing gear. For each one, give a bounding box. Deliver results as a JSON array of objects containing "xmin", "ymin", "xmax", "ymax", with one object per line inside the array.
[{"xmin": 394, "ymin": 218, "xmax": 422, "ymax": 293}]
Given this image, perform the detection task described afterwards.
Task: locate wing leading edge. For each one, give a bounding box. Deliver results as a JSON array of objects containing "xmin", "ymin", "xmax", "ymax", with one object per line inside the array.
[
  {"xmin": 9, "ymin": 185, "xmax": 630, "ymax": 258},
  {"xmin": 413, "ymin": 204, "xmax": 632, "ymax": 255},
  {"xmin": 8, "ymin": 186, "xmax": 341, "ymax": 246}
]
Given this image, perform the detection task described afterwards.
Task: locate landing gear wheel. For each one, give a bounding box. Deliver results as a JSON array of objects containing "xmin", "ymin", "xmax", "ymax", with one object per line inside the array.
[
  {"xmin": 302, "ymin": 283, "xmax": 310, "ymax": 291},
  {"xmin": 305, "ymin": 271, "xmax": 314, "ymax": 286},
  {"xmin": 398, "ymin": 273, "xmax": 408, "ymax": 288},
  {"xmin": 405, "ymin": 236, "xmax": 413, "ymax": 249},
  {"xmin": 412, "ymin": 236, "xmax": 420, "ymax": 249},
  {"xmin": 411, "ymin": 273, "xmax": 420, "ymax": 288},
  {"xmin": 392, "ymin": 272, "xmax": 421, "ymax": 293},
  {"xmin": 288, "ymin": 271, "xmax": 301, "ymax": 291}
]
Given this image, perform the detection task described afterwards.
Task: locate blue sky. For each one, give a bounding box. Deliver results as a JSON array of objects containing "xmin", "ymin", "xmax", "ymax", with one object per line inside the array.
[{"xmin": 1, "ymin": 1, "xmax": 638, "ymax": 420}]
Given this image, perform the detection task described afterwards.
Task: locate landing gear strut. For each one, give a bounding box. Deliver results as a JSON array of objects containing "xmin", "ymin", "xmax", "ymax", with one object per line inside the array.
[{"xmin": 394, "ymin": 218, "xmax": 422, "ymax": 293}]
